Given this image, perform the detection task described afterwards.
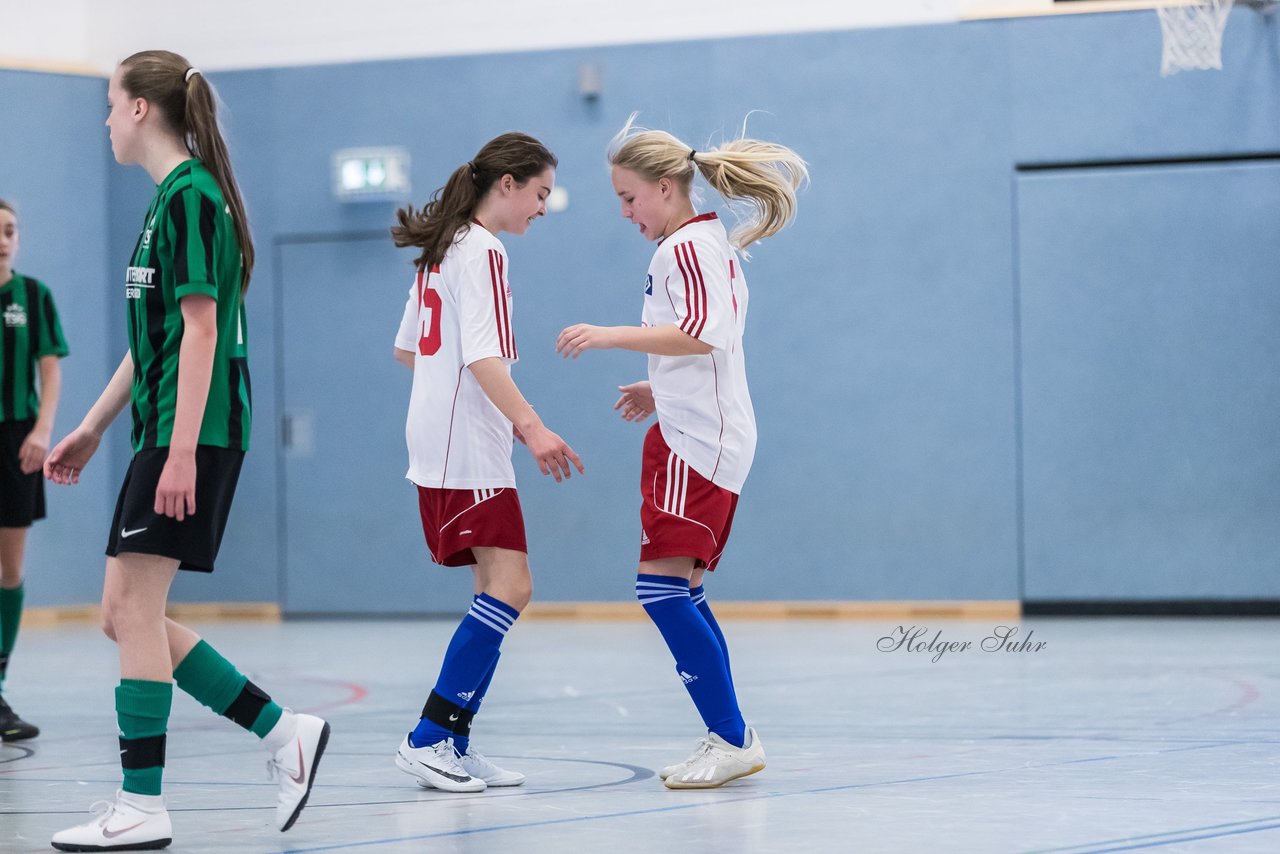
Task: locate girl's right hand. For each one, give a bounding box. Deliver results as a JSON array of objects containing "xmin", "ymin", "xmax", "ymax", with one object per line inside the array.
[
  {"xmin": 44, "ymin": 426, "xmax": 102, "ymax": 486},
  {"xmin": 614, "ymin": 381, "xmax": 655, "ymax": 422},
  {"xmin": 522, "ymin": 424, "xmax": 584, "ymax": 483}
]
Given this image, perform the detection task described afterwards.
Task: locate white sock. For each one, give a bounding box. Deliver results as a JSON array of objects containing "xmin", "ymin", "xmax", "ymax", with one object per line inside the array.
[
  {"xmin": 118, "ymin": 789, "xmax": 165, "ymax": 811},
  {"xmin": 261, "ymin": 708, "xmax": 298, "ymax": 754}
]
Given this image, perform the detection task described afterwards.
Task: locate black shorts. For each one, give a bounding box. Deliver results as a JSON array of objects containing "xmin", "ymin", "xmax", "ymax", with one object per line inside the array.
[
  {"xmin": 0, "ymin": 419, "xmax": 45, "ymax": 528},
  {"xmin": 106, "ymin": 446, "xmax": 244, "ymax": 573}
]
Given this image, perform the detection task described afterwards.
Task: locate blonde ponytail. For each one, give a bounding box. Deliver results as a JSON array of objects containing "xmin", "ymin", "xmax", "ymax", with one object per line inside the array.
[{"xmin": 608, "ymin": 114, "xmax": 808, "ymax": 250}]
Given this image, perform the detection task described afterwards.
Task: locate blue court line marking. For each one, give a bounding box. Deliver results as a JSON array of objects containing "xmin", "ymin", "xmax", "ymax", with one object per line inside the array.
[
  {"xmin": 3, "ymin": 755, "xmax": 650, "ymax": 817},
  {"xmin": 276, "ymin": 740, "xmax": 1259, "ymax": 854},
  {"xmin": 1027, "ymin": 820, "xmax": 1280, "ymax": 853},
  {"xmin": 1024, "ymin": 815, "xmax": 1280, "ymax": 852},
  {"xmin": 0, "ymin": 745, "xmax": 34, "ymax": 764}
]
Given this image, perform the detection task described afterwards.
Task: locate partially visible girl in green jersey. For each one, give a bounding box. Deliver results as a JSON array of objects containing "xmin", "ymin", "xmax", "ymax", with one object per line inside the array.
[
  {"xmin": 45, "ymin": 51, "xmax": 328, "ymax": 849},
  {"xmin": 0, "ymin": 197, "xmax": 69, "ymax": 744}
]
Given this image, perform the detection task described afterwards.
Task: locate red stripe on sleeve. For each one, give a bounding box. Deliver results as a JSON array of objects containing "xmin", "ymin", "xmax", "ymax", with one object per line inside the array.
[
  {"xmin": 488, "ymin": 250, "xmax": 509, "ymax": 358},
  {"xmin": 685, "ymin": 242, "xmax": 709, "ymax": 339},
  {"xmin": 674, "ymin": 242, "xmax": 700, "ymax": 338},
  {"xmin": 497, "ymin": 252, "xmax": 515, "ymax": 358}
]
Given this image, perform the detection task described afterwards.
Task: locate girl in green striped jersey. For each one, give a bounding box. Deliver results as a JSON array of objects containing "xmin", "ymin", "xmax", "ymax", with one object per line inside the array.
[
  {"xmin": 0, "ymin": 198, "xmax": 69, "ymax": 744},
  {"xmin": 46, "ymin": 51, "xmax": 327, "ymax": 849}
]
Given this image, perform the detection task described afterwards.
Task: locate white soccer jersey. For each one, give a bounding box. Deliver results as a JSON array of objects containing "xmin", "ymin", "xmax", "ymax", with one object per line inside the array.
[
  {"xmin": 395, "ymin": 223, "xmax": 518, "ymax": 489},
  {"xmin": 643, "ymin": 212, "xmax": 756, "ymax": 494}
]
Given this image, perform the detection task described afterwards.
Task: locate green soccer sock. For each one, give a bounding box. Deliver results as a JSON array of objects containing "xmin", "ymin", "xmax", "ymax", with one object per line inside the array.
[
  {"xmin": 173, "ymin": 640, "xmax": 283, "ymax": 737},
  {"xmin": 0, "ymin": 583, "xmax": 24, "ymax": 690},
  {"xmin": 117, "ymin": 679, "xmax": 172, "ymax": 796}
]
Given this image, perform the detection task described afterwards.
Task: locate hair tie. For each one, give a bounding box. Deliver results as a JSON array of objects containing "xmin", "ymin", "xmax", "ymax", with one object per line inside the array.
[
  {"xmin": 185, "ymin": 67, "xmax": 200, "ymax": 83},
  {"xmin": 688, "ymin": 149, "xmax": 698, "ymax": 162},
  {"xmin": 467, "ymin": 161, "xmax": 478, "ymax": 180}
]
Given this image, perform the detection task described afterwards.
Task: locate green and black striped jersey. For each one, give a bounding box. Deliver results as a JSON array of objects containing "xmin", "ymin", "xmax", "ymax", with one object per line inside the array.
[
  {"xmin": 125, "ymin": 159, "xmax": 251, "ymax": 452},
  {"xmin": 0, "ymin": 273, "xmax": 69, "ymax": 422}
]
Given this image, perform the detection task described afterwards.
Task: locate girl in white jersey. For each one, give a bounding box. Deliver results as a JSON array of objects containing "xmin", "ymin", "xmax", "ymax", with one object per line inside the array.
[
  {"xmin": 390, "ymin": 133, "xmax": 583, "ymax": 793},
  {"xmin": 558, "ymin": 116, "xmax": 805, "ymax": 789}
]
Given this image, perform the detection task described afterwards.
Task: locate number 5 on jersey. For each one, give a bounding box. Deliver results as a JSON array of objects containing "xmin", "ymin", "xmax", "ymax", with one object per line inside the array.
[{"xmin": 417, "ymin": 266, "xmax": 442, "ymax": 356}]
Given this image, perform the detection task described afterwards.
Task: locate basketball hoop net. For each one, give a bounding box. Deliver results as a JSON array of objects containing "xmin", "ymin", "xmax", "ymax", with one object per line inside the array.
[
  {"xmin": 1157, "ymin": 0, "xmax": 1235, "ymax": 75},
  {"xmin": 1157, "ymin": 0, "xmax": 1277, "ymax": 76}
]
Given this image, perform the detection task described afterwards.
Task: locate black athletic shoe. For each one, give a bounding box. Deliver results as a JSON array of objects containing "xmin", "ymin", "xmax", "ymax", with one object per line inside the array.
[{"xmin": 0, "ymin": 695, "xmax": 39, "ymax": 741}]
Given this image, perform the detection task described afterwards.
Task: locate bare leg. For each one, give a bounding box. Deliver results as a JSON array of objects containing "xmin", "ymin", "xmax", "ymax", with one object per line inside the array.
[
  {"xmin": 101, "ymin": 554, "xmax": 180, "ymax": 681},
  {"xmin": 471, "ymin": 547, "xmax": 533, "ymax": 612},
  {"xmin": 0, "ymin": 527, "xmax": 29, "ymax": 589}
]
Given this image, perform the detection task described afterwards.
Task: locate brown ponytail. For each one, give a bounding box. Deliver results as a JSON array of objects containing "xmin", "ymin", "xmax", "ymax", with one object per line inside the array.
[
  {"xmin": 392, "ymin": 132, "xmax": 557, "ymax": 270},
  {"xmin": 119, "ymin": 50, "xmax": 255, "ymax": 292}
]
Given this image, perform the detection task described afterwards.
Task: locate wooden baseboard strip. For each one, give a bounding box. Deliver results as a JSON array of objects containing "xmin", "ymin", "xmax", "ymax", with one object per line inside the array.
[
  {"xmin": 22, "ymin": 600, "xmax": 1019, "ymax": 624},
  {"xmin": 522, "ymin": 601, "xmax": 1021, "ymax": 621},
  {"xmin": 22, "ymin": 602, "xmax": 281, "ymax": 627}
]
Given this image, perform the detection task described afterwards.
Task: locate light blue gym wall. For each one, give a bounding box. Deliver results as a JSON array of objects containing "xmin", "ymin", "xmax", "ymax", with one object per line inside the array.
[
  {"xmin": 0, "ymin": 70, "xmax": 119, "ymax": 607},
  {"xmin": 6, "ymin": 9, "xmax": 1279, "ymax": 609}
]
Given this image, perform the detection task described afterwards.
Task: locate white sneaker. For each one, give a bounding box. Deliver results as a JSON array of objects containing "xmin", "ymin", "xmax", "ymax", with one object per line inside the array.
[
  {"xmin": 395, "ymin": 735, "xmax": 486, "ymax": 792},
  {"xmin": 460, "ymin": 749, "xmax": 526, "ymax": 787},
  {"xmin": 267, "ymin": 713, "xmax": 330, "ymax": 831},
  {"xmin": 664, "ymin": 728, "xmax": 765, "ymax": 789},
  {"xmin": 659, "ymin": 736, "xmax": 712, "ymax": 781},
  {"xmin": 51, "ymin": 790, "xmax": 172, "ymax": 851}
]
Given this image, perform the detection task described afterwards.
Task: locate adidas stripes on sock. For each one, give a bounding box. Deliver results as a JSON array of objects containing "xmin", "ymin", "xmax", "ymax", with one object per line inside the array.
[
  {"xmin": 173, "ymin": 640, "xmax": 284, "ymax": 738},
  {"xmin": 636, "ymin": 574, "xmax": 746, "ymax": 748},
  {"xmin": 411, "ymin": 593, "xmax": 518, "ymax": 749}
]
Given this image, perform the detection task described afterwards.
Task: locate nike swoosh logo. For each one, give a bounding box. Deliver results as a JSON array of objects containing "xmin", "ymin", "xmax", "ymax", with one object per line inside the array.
[
  {"xmin": 102, "ymin": 821, "xmax": 147, "ymax": 839},
  {"xmin": 120, "ymin": 527, "xmax": 148, "ymax": 538},
  {"xmin": 448, "ymin": 713, "xmax": 459, "ymax": 722},
  {"xmin": 423, "ymin": 763, "xmax": 471, "ymax": 783},
  {"xmin": 290, "ymin": 739, "xmax": 307, "ymax": 784}
]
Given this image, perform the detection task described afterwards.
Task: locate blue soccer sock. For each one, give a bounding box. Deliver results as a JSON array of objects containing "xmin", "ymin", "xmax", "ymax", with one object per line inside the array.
[
  {"xmin": 636, "ymin": 574, "xmax": 746, "ymax": 748},
  {"xmin": 689, "ymin": 584, "xmax": 733, "ymax": 678},
  {"xmin": 452, "ymin": 597, "xmax": 503, "ymax": 755},
  {"xmin": 410, "ymin": 593, "xmax": 518, "ymax": 749},
  {"xmin": 691, "ymin": 583, "xmax": 742, "ymax": 711}
]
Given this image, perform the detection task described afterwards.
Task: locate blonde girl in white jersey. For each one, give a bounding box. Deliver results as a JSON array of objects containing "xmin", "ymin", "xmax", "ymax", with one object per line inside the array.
[{"xmin": 557, "ymin": 116, "xmax": 806, "ymax": 788}]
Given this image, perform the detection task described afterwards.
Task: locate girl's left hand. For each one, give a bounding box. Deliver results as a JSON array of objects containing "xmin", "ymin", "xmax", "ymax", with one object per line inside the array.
[
  {"xmin": 155, "ymin": 450, "xmax": 197, "ymax": 521},
  {"xmin": 18, "ymin": 428, "xmax": 51, "ymax": 475},
  {"xmin": 556, "ymin": 324, "xmax": 616, "ymax": 359}
]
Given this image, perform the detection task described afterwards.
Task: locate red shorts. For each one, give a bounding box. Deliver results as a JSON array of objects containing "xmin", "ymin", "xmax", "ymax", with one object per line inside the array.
[
  {"xmin": 639, "ymin": 424, "xmax": 739, "ymax": 571},
  {"xmin": 416, "ymin": 486, "xmax": 527, "ymax": 567}
]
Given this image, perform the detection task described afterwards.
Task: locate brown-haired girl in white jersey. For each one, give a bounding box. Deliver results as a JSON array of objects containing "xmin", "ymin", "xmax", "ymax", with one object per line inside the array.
[
  {"xmin": 391, "ymin": 132, "xmax": 583, "ymax": 794},
  {"xmin": 558, "ymin": 115, "xmax": 806, "ymax": 788}
]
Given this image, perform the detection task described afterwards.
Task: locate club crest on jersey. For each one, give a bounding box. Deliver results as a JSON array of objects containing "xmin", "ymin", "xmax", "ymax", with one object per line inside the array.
[
  {"xmin": 2, "ymin": 303, "xmax": 26, "ymax": 328},
  {"xmin": 644, "ymin": 274, "xmax": 653, "ymax": 296}
]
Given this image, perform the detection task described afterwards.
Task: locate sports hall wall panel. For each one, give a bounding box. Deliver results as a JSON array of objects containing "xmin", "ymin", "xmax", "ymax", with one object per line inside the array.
[
  {"xmin": 5, "ymin": 9, "xmax": 1278, "ymax": 610},
  {"xmin": 0, "ymin": 70, "xmax": 117, "ymax": 606}
]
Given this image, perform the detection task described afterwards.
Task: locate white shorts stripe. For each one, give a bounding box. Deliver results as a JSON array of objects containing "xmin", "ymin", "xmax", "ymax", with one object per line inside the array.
[
  {"xmin": 677, "ymin": 458, "xmax": 688, "ymax": 517},
  {"xmin": 670, "ymin": 450, "xmax": 680, "ymax": 512}
]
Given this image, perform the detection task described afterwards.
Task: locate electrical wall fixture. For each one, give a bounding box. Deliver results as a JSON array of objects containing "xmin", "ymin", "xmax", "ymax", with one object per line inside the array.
[
  {"xmin": 332, "ymin": 147, "xmax": 410, "ymax": 201},
  {"xmin": 578, "ymin": 61, "xmax": 602, "ymax": 101}
]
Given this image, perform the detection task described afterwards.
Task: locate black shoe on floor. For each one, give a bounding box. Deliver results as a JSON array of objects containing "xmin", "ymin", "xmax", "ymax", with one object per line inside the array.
[{"xmin": 0, "ymin": 695, "xmax": 39, "ymax": 741}]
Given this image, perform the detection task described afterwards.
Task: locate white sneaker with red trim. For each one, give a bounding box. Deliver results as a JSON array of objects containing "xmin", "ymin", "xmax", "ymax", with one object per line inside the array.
[
  {"xmin": 50, "ymin": 789, "xmax": 172, "ymax": 851},
  {"xmin": 267, "ymin": 713, "xmax": 331, "ymax": 831}
]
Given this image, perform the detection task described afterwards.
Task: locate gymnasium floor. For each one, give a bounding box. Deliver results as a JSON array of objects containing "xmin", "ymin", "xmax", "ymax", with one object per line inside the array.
[{"xmin": 1, "ymin": 616, "xmax": 1277, "ymax": 852}]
